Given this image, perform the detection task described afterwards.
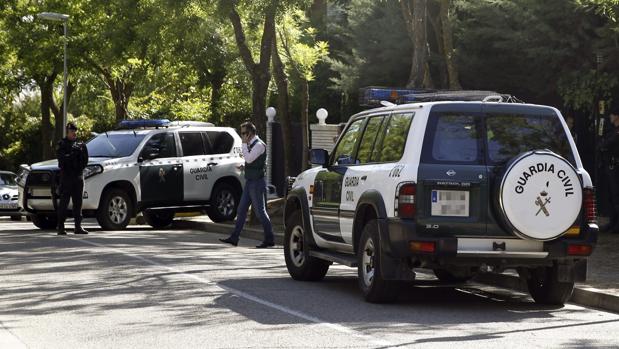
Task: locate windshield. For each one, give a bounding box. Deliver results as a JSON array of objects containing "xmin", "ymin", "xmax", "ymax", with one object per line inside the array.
[
  {"xmin": 0, "ymin": 173, "xmax": 17, "ymax": 186},
  {"xmin": 87, "ymin": 133, "xmax": 147, "ymax": 158},
  {"xmin": 486, "ymin": 113, "xmax": 574, "ymax": 165}
]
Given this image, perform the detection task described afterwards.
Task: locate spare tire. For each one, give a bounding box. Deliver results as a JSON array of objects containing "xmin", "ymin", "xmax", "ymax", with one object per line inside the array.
[{"xmin": 497, "ymin": 150, "xmax": 582, "ymax": 241}]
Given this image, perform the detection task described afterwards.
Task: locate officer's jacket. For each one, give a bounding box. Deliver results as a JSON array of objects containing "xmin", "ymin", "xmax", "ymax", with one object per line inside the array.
[{"xmin": 56, "ymin": 138, "xmax": 89, "ymax": 177}]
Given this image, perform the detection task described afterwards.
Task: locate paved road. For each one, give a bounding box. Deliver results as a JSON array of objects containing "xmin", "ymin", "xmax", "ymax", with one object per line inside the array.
[{"xmin": 1, "ymin": 219, "xmax": 618, "ymax": 349}]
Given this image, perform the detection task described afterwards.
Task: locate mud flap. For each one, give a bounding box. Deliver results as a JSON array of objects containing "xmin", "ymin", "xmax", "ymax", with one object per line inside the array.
[
  {"xmin": 377, "ymin": 218, "xmax": 415, "ymax": 281},
  {"xmin": 557, "ymin": 260, "xmax": 587, "ymax": 283}
]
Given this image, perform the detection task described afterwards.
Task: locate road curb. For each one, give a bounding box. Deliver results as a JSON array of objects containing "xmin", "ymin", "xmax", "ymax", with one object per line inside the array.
[{"xmin": 176, "ymin": 219, "xmax": 619, "ymax": 314}]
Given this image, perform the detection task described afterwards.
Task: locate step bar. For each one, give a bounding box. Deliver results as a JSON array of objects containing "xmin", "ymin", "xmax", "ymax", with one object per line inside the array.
[{"xmin": 309, "ymin": 250, "xmax": 357, "ymax": 267}]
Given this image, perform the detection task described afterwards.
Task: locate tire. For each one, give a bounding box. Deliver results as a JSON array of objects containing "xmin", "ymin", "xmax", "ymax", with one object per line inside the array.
[
  {"xmin": 31, "ymin": 214, "xmax": 57, "ymax": 230},
  {"xmin": 433, "ymin": 269, "xmax": 473, "ymax": 283},
  {"xmin": 284, "ymin": 211, "xmax": 330, "ymax": 281},
  {"xmin": 525, "ymin": 265, "xmax": 575, "ymax": 305},
  {"xmin": 96, "ymin": 189, "xmax": 133, "ymax": 230},
  {"xmin": 10, "ymin": 216, "xmax": 22, "ymax": 221},
  {"xmin": 143, "ymin": 210, "xmax": 175, "ymax": 229},
  {"xmin": 207, "ymin": 183, "xmax": 240, "ymax": 223},
  {"xmin": 357, "ymin": 220, "xmax": 399, "ymax": 303}
]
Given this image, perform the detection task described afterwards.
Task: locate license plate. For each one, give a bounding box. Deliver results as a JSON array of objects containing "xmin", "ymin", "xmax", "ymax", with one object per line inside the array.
[
  {"xmin": 431, "ymin": 190, "xmax": 469, "ymax": 217},
  {"xmin": 0, "ymin": 203, "xmax": 18, "ymax": 209}
]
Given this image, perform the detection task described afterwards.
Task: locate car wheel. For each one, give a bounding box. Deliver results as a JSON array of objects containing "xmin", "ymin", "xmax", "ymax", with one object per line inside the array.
[
  {"xmin": 433, "ymin": 268, "xmax": 473, "ymax": 283},
  {"xmin": 207, "ymin": 183, "xmax": 239, "ymax": 223},
  {"xmin": 143, "ymin": 210, "xmax": 175, "ymax": 229},
  {"xmin": 357, "ymin": 220, "xmax": 399, "ymax": 303},
  {"xmin": 284, "ymin": 211, "xmax": 330, "ymax": 281},
  {"xmin": 97, "ymin": 189, "xmax": 133, "ymax": 230},
  {"xmin": 31, "ymin": 214, "xmax": 57, "ymax": 230},
  {"xmin": 525, "ymin": 265, "xmax": 574, "ymax": 305}
]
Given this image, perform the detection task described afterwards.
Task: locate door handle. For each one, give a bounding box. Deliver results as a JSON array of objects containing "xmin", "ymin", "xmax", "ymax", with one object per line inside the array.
[
  {"xmin": 208, "ymin": 162, "xmax": 218, "ymax": 167},
  {"xmin": 360, "ymin": 175, "xmax": 367, "ymax": 181}
]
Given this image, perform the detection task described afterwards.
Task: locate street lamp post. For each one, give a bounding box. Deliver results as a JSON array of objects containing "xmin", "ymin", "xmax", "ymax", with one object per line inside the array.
[{"xmin": 37, "ymin": 12, "xmax": 70, "ymax": 138}]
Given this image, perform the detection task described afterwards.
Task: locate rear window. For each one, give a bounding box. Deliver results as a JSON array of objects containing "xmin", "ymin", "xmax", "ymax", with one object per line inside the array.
[
  {"xmin": 376, "ymin": 113, "xmax": 414, "ymax": 163},
  {"xmin": 206, "ymin": 131, "xmax": 234, "ymax": 154},
  {"xmin": 422, "ymin": 113, "xmax": 481, "ymax": 164},
  {"xmin": 486, "ymin": 113, "xmax": 573, "ymax": 164}
]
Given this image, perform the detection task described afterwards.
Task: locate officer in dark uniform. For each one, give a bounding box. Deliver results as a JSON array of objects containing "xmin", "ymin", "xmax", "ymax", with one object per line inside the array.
[
  {"xmin": 601, "ymin": 107, "xmax": 619, "ymax": 234},
  {"xmin": 56, "ymin": 122, "xmax": 89, "ymax": 235}
]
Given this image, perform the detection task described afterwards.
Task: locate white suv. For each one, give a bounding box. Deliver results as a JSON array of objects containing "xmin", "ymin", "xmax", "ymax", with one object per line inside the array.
[
  {"xmin": 18, "ymin": 120, "xmax": 245, "ymax": 230},
  {"xmin": 284, "ymin": 93, "xmax": 597, "ymax": 305}
]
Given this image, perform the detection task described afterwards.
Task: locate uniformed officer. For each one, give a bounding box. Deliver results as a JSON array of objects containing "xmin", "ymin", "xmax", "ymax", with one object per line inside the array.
[
  {"xmin": 56, "ymin": 122, "xmax": 89, "ymax": 235},
  {"xmin": 601, "ymin": 107, "xmax": 619, "ymax": 234},
  {"xmin": 220, "ymin": 121, "xmax": 275, "ymax": 248}
]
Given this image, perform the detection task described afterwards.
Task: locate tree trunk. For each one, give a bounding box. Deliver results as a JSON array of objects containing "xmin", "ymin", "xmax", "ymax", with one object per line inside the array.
[
  {"xmin": 51, "ymin": 81, "xmax": 75, "ymax": 145},
  {"xmin": 401, "ymin": 0, "xmax": 433, "ymax": 89},
  {"xmin": 439, "ymin": 0, "xmax": 461, "ymax": 89},
  {"xmin": 38, "ymin": 77, "xmax": 55, "ymax": 160},
  {"xmin": 228, "ymin": 0, "xmax": 277, "ymax": 136},
  {"xmin": 300, "ymin": 79, "xmax": 310, "ymax": 171},
  {"xmin": 271, "ymin": 39, "xmax": 294, "ymax": 178}
]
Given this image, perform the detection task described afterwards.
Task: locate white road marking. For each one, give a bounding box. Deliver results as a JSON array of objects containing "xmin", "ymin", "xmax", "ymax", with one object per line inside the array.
[{"xmin": 76, "ymin": 238, "xmax": 394, "ymax": 348}]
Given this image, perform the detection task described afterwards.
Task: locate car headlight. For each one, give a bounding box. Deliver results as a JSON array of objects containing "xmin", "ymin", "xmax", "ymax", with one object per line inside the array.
[
  {"xmin": 83, "ymin": 165, "xmax": 103, "ymax": 179},
  {"xmin": 17, "ymin": 165, "xmax": 30, "ymax": 187}
]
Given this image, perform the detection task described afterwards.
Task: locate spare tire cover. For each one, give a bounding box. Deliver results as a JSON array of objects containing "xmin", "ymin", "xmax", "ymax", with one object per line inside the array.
[{"xmin": 499, "ymin": 150, "xmax": 582, "ymax": 241}]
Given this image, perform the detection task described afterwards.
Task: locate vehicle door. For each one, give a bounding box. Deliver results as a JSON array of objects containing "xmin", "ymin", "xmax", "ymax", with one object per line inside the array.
[
  {"xmin": 139, "ymin": 132, "xmax": 183, "ymax": 207},
  {"xmin": 482, "ymin": 104, "xmax": 575, "ymax": 236},
  {"xmin": 203, "ymin": 130, "xmax": 238, "ymax": 199},
  {"xmin": 179, "ymin": 131, "xmax": 210, "ymax": 202},
  {"xmin": 416, "ymin": 104, "xmax": 489, "ymax": 237},
  {"xmin": 339, "ymin": 114, "xmax": 392, "ymax": 243},
  {"xmin": 312, "ymin": 118, "xmax": 365, "ymax": 243}
]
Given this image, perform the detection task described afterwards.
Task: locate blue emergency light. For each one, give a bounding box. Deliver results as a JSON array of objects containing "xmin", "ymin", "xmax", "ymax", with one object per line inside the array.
[
  {"xmin": 359, "ymin": 87, "xmax": 429, "ymax": 107},
  {"xmin": 117, "ymin": 119, "xmax": 170, "ymax": 129}
]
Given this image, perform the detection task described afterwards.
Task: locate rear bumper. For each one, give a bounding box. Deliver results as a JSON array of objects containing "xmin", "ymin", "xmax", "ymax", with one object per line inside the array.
[{"xmin": 378, "ymin": 218, "xmax": 597, "ymax": 268}]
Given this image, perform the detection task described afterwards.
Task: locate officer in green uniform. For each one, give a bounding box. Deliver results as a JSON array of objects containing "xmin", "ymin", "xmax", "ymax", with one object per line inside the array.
[
  {"xmin": 601, "ymin": 107, "xmax": 619, "ymax": 233},
  {"xmin": 220, "ymin": 121, "xmax": 274, "ymax": 248},
  {"xmin": 56, "ymin": 122, "xmax": 89, "ymax": 235}
]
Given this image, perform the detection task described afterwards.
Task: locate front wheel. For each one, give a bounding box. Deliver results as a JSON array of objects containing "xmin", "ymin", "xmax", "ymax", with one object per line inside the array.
[
  {"xmin": 207, "ymin": 183, "xmax": 239, "ymax": 223},
  {"xmin": 31, "ymin": 214, "xmax": 57, "ymax": 230},
  {"xmin": 284, "ymin": 211, "xmax": 330, "ymax": 281},
  {"xmin": 357, "ymin": 220, "xmax": 399, "ymax": 303},
  {"xmin": 97, "ymin": 189, "xmax": 133, "ymax": 230},
  {"xmin": 525, "ymin": 265, "xmax": 575, "ymax": 305},
  {"xmin": 143, "ymin": 210, "xmax": 175, "ymax": 229}
]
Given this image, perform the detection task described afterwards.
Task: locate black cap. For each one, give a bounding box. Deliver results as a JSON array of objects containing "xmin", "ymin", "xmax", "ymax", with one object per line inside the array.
[{"xmin": 66, "ymin": 122, "xmax": 78, "ymax": 131}]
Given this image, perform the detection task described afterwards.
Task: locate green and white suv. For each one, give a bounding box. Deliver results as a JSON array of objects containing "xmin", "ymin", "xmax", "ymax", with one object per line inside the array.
[{"xmin": 284, "ymin": 95, "xmax": 597, "ymax": 305}]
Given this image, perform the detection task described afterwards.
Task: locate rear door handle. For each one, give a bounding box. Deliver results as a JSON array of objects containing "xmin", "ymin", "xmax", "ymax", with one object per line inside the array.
[
  {"xmin": 208, "ymin": 162, "xmax": 218, "ymax": 167},
  {"xmin": 361, "ymin": 175, "xmax": 367, "ymax": 181}
]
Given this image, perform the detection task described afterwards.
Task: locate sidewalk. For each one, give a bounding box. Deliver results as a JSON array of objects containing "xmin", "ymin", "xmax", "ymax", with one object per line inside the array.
[{"xmin": 174, "ymin": 214, "xmax": 619, "ymax": 313}]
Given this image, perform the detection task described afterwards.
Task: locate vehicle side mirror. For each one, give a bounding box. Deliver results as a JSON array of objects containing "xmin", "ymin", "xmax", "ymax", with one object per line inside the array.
[
  {"xmin": 141, "ymin": 147, "xmax": 160, "ymax": 161},
  {"xmin": 310, "ymin": 149, "xmax": 329, "ymax": 167}
]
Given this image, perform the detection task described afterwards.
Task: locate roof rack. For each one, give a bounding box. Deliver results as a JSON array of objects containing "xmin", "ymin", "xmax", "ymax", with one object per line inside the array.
[
  {"xmin": 359, "ymin": 86, "xmax": 523, "ymax": 107},
  {"xmin": 168, "ymin": 121, "xmax": 215, "ymax": 128}
]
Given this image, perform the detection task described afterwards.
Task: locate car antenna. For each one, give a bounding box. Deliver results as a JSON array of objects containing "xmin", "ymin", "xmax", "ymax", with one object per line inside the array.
[
  {"xmin": 105, "ymin": 131, "xmax": 109, "ymax": 138},
  {"xmin": 132, "ymin": 129, "xmax": 137, "ymax": 137}
]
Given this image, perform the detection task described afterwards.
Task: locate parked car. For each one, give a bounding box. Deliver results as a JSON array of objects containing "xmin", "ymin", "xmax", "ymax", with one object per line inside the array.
[
  {"xmin": 0, "ymin": 171, "xmax": 22, "ymax": 221},
  {"xmin": 18, "ymin": 119, "xmax": 245, "ymax": 230},
  {"xmin": 284, "ymin": 90, "xmax": 597, "ymax": 305}
]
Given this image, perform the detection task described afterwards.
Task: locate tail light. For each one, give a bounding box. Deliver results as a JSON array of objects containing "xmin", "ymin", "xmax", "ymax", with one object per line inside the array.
[
  {"xmin": 567, "ymin": 244, "xmax": 593, "ymax": 256},
  {"xmin": 583, "ymin": 187, "xmax": 597, "ymax": 225},
  {"xmin": 397, "ymin": 183, "xmax": 416, "ymax": 219}
]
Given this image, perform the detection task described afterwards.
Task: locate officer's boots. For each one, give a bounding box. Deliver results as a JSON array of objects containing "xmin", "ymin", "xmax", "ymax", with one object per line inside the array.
[
  {"xmin": 74, "ymin": 221, "xmax": 89, "ymax": 235},
  {"xmin": 57, "ymin": 223, "xmax": 66, "ymax": 236}
]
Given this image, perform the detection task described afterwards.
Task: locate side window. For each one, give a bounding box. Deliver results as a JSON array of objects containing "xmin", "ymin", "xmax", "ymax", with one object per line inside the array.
[
  {"xmin": 206, "ymin": 131, "xmax": 234, "ymax": 154},
  {"xmin": 356, "ymin": 116, "xmax": 386, "ymax": 164},
  {"xmin": 376, "ymin": 113, "xmax": 414, "ymax": 163},
  {"xmin": 142, "ymin": 133, "xmax": 177, "ymax": 159},
  {"xmin": 180, "ymin": 132, "xmax": 206, "ymax": 156},
  {"xmin": 422, "ymin": 113, "xmax": 480, "ymax": 164},
  {"xmin": 331, "ymin": 119, "xmax": 365, "ymax": 165}
]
